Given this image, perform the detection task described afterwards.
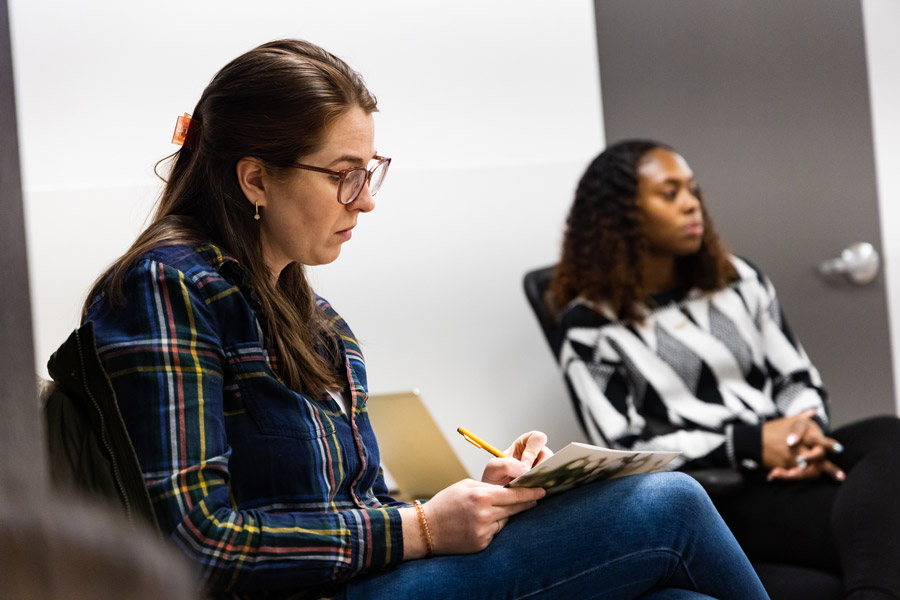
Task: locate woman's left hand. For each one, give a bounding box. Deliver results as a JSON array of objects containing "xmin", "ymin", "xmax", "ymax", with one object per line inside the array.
[
  {"xmin": 766, "ymin": 456, "xmax": 844, "ymax": 482},
  {"xmin": 481, "ymin": 431, "xmax": 553, "ymax": 486}
]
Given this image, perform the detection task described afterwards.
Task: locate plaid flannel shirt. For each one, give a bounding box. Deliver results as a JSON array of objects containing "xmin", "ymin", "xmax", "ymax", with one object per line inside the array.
[{"xmin": 85, "ymin": 243, "xmax": 405, "ymax": 599}]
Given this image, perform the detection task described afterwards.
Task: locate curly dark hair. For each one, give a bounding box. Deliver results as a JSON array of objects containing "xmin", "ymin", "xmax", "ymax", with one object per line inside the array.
[{"xmin": 549, "ymin": 139, "xmax": 737, "ymax": 323}]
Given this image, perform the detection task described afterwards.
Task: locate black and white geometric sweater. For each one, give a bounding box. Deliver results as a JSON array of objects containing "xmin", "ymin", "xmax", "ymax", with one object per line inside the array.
[{"xmin": 557, "ymin": 256, "xmax": 829, "ymax": 472}]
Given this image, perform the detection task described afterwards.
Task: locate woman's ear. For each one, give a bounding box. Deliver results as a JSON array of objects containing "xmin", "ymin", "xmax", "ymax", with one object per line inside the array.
[{"xmin": 236, "ymin": 158, "xmax": 269, "ymax": 209}]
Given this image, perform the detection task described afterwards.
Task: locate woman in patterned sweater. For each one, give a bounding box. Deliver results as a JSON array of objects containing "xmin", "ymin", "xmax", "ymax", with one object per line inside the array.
[
  {"xmin": 78, "ymin": 42, "xmax": 768, "ymax": 599},
  {"xmin": 550, "ymin": 139, "xmax": 900, "ymax": 599}
]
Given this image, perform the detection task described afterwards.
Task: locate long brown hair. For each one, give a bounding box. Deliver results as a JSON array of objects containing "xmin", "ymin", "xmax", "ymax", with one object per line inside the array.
[
  {"xmin": 550, "ymin": 139, "xmax": 736, "ymax": 323},
  {"xmin": 83, "ymin": 39, "xmax": 378, "ymax": 398}
]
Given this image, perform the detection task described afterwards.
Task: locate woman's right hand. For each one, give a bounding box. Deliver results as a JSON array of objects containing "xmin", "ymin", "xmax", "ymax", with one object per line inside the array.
[
  {"xmin": 762, "ymin": 409, "xmax": 818, "ymax": 469},
  {"xmin": 401, "ymin": 479, "xmax": 544, "ymax": 559}
]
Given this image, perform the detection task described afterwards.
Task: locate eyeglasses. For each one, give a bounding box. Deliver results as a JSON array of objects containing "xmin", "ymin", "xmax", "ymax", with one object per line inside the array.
[{"xmin": 289, "ymin": 155, "xmax": 391, "ymax": 205}]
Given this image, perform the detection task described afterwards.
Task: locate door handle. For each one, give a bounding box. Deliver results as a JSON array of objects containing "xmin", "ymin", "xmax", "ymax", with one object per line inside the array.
[{"xmin": 818, "ymin": 242, "xmax": 880, "ymax": 285}]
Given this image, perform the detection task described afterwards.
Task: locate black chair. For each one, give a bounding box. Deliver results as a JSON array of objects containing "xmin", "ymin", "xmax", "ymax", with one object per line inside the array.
[{"xmin": 522, "ymin": 265, "xmax": 843, "ymax": 600}]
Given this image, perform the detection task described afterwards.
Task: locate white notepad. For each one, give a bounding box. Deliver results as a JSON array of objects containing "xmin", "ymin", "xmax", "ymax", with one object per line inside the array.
[{"xmin": 508, "ymin": 442, "xmax": 679, "ymax": 495}]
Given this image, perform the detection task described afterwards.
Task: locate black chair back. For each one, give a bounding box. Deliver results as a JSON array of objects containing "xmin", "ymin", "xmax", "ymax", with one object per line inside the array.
[{"xmin": 522, "ymin": 266, "xmax": 560, "ymax": 357}]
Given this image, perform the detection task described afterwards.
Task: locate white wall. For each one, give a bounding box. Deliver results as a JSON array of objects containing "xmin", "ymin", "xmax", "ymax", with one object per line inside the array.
[
  {"xmin": 862, "ymin": 0, "xmax": 900, "ymax": 414},
  {"xmin": 10, "ymin": 0, "xmax": 602, "ymax": 477}
]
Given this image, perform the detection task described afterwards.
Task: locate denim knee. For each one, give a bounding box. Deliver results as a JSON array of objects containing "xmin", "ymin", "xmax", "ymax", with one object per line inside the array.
[
  {"xmin": 630, "ymin": 472, "xmax": 713, "ymax": 524},
  {"xmin": 639, "ymin": 471, "xmax": 707, "ymax": 501}
]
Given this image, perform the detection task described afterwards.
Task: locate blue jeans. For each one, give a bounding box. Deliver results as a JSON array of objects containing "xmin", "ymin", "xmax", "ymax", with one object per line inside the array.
[{"xmin": 343, "ymin": 472, "xmax": 768, "ymax": 599}]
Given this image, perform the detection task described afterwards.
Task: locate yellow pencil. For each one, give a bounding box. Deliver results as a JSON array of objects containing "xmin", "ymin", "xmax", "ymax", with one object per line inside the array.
[{"xmin": 457, "ymin": 427, "xmax": 507, "ymax": 458}]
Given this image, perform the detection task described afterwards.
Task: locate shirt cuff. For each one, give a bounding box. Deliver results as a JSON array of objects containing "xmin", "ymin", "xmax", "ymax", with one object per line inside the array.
[
  {"xmin": 345, "ymin": 505, "xmax": 405, "ymax": 576},
  {"xmin": 727, "ymin": 424, "xmax": 763, "ymax": 470}
]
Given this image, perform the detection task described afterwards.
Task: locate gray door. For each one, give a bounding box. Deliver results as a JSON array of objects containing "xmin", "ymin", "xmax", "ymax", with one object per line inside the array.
[{"xmin": 593, "ymin": 0, "xmax": 893, "ymax": 426}]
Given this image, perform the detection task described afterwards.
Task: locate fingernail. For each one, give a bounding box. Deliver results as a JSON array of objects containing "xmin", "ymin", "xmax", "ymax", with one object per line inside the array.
[
  {"xmin": 796, "ymin": 456, "xmax": 808, "ymax": 470},
  {"xmin": 832, "ymin": 442, "xmax": 844, "ymax": 453},
  {"xmin": 786, "ymin": 433, "xmax": 799, "ymax": 446},
  {"xmin": 837, "ymin": 471, "xmax": 846, "ymax": 481}
]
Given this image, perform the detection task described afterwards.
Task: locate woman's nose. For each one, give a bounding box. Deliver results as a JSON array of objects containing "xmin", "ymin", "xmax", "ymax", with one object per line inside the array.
[
  {"xmin": 681, "ymin": 191, "xmax": 700, "ymax": 212},
  {"xmin": 351, "ymin": 184, "xmax": 376, "ymax": 213}
]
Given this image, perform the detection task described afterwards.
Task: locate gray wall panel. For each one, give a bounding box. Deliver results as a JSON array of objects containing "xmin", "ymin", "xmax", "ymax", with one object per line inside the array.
[{"xmin": 1, "ymin": 0, "xmax": 45, "ymax": 492}]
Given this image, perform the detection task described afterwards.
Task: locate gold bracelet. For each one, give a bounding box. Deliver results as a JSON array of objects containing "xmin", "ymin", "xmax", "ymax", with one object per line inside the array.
[{"xmin": 413, "ymin": 500, "xmax": 434, "ymax": 558}]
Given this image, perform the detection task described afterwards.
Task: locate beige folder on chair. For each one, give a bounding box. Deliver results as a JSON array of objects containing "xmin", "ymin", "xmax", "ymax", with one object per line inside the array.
[{"xmin": 366, "ymin": 390, "xmax": 471, "ymax": 502}]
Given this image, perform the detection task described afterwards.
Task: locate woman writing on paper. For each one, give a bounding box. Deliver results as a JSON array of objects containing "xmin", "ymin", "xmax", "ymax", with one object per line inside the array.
[
  {"xmin": 550, "ymin": 139, "xmax": 900, "ymax": 599},
  {"xmin": 71, "ymin": 41, "xmax": 768, "ymax": 599}
]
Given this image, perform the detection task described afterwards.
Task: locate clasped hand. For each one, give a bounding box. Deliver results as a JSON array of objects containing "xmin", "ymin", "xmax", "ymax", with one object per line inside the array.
[
  {"xmin": 762, "ymin": 409, "xmax": 845, "ymax": 482},
  {"xmin": 409, "ymin": 431, "xmax": 551, "ymax": 558}
]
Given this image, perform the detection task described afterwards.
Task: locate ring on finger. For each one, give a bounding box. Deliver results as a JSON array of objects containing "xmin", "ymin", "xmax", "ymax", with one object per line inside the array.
[{"xmin": 495, "ymin": 520, "xmax": 502, "ymax": 535}]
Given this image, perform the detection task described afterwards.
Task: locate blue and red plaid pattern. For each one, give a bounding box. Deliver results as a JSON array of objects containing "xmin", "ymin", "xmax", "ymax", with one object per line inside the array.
[{"xmin": 86, "ymin": 243, "xmax": 405, "ymax": 599}]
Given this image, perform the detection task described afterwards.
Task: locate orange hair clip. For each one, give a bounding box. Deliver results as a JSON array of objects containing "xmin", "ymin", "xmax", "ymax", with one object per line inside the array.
[
  {"xmin": 172, "ymin": 112, "xmax": 201, "ymax": 150},
  {"xmin": 172, "ymin": 113, "xmax": 192, "ymax": 146}
]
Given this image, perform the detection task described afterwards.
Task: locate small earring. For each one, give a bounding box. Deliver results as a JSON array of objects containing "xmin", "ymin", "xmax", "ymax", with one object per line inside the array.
[{"xmin": 254, "ymin": 202, "xmax": 261, "ymax": 221}]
